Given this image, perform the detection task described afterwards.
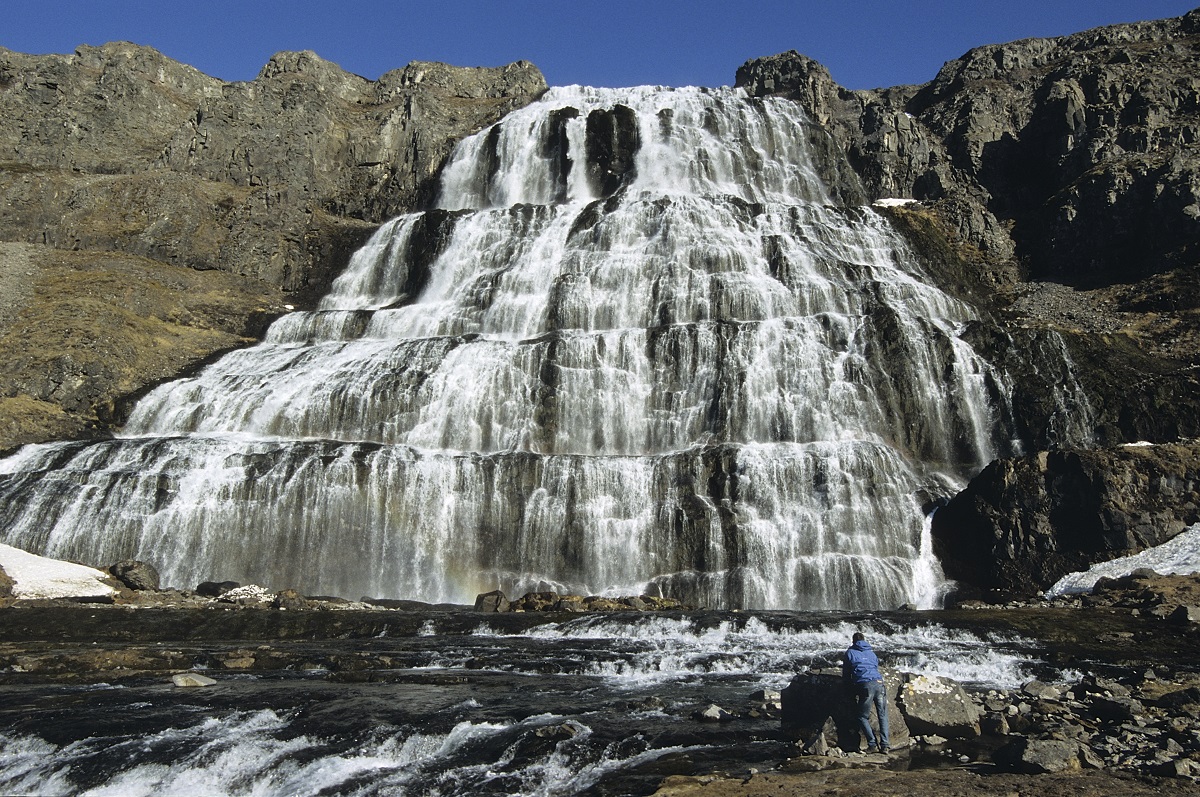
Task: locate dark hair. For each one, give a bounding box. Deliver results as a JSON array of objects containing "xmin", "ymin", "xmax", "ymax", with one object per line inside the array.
[{"xmin": 852, "ymin": 632, "xmax": 865, "ymax": 642}]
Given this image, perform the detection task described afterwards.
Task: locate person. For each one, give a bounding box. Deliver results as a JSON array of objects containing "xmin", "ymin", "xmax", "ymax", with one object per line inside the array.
[{"xmin": 842, "ymin": 631, "xmax": 889, "ymax": 753}]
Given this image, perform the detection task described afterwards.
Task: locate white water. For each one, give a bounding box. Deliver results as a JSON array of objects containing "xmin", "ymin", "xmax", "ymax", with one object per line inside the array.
[
  {"xmin": 0, "ymin": 85, "xmax": 1080, "ymax": 609},
  {"xmin": 0, "ymin": 615, "xmax": 1063, "ymax": 797}
]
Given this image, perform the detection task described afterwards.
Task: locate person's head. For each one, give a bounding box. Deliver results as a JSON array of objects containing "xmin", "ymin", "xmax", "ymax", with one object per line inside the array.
[{"xmin": 852, "ymin": 632, "xmax": 865, "ymax": 643}]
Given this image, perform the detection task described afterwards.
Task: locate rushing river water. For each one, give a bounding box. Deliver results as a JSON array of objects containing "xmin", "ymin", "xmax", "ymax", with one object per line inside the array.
[{"xmin": 0, "ymin": 612, "xmax": 1072, "ymax": 797}]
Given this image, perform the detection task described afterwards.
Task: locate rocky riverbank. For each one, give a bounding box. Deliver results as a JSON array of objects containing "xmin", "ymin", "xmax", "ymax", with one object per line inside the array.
[{"xmin": 5, "ymin": 545, "xmax": 1200, "ymax": 794}]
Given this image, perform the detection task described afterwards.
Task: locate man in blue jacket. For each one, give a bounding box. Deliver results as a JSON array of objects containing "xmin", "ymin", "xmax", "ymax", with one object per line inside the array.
[{"xmin": 842, "ymin": 631, "xmax": 890, "ymax": 752}]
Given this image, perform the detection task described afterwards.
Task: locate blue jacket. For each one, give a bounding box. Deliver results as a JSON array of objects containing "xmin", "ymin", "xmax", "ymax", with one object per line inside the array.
[{"xmin": 843, "ymin": 640, "xmax": 883, "ymax": 684}]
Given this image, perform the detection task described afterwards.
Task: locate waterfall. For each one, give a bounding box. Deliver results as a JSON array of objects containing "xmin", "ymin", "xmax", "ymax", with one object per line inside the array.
[{"xmin": 0, "ymin": 86, "xmax": 1024, "ymax": 609}]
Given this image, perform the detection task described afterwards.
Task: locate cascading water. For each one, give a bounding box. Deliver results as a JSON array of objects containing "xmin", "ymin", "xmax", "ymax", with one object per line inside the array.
[{"xmin": 0, "ymin": 86, "xmax": 1025, "ymax": 609}]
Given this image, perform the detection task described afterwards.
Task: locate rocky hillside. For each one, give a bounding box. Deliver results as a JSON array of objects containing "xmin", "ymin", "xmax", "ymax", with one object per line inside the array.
[
  {"xmin": 737, "ymin": 10, "xmax": 1200, "ymax": 446},
  {"xmin": 0, "ymin": 43, "xmax": 545, "ymax": 452}
]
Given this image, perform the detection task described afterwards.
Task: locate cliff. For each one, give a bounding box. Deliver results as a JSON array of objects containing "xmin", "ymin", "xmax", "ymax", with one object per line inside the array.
[
  {"xmin": 0, "ymin": 43, "xmax": 545, "ymax": 451},
  {"xmin": 737, "ymin": 9, "xmax": 1200, "ymax": 594},
  {"xmin": 737, "ymin": 10, "xmax": 1200, "ymax": 446}
]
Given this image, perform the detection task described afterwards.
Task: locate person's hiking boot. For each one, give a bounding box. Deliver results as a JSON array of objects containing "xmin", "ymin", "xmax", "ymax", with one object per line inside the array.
[
  {"xmin": 866, "ymin": 744, "xmax": 878, "ymax": 753},
  {"xmin": 881, "ymin": 746, "xmax": 890, "ymax": 753}
]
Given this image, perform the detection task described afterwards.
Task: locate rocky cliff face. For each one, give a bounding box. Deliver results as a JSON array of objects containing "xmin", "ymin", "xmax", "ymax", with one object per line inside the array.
[
  {"xmin": 737, "ymin": 11, "xmax": 1200, "ymax": 447},
  {"xmin": 931, "ymin": 442, "xmax": 1200, "ymax": 597},
  {"xmin": 0, "ymin": 43, "xmax": 545, "ymax": 451}
]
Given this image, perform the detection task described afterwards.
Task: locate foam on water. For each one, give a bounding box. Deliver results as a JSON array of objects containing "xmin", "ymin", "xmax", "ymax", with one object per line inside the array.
[
  {"xmin": 0, "ymin": 707, "xmax": 708, "ymax": 797},
  {"xmin": 475, "ymin": 615, "xmax": 1044, "ymax": 689}
]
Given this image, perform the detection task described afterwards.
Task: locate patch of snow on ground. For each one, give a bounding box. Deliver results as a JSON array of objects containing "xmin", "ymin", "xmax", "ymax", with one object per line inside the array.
[
  {"xmin": 1047, "ymin": 524, "xmax": 1200, "ymax": 596},
  {"xmin": 872, "ymin": 197, "xmax": 917, "ymax": 207},
  {"xmin": 0, "ymin": 543, "xmax": 116, "ymax": 600}
]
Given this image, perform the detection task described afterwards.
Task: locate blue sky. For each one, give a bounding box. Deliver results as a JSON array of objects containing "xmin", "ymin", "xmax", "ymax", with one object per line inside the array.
[{"xmin": 3, "ymin": 1, "xmax": 1196, "ymax": 90}]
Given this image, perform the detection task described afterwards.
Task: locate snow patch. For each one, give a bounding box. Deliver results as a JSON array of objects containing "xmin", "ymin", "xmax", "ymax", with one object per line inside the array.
[
  {"xmin": 872, "ymin": 197, "xmax": 917, "ymax": 208},
  {"xmin": 0, "ymin": 543, "xmax": 116, "ymax": 600},
  {"xmin": 1047, "ymin": 524, "xmax": 1200, "ymax": 596}
]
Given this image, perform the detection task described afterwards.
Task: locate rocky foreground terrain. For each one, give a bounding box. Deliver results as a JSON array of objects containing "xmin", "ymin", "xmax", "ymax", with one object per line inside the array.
[{"xmin": 6, "ymin": 561, "xmax": 1200, "ymax": 795}]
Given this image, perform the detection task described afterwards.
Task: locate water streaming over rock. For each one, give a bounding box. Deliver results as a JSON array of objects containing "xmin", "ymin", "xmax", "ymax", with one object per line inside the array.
[{"xmin": 0, "ymin": 86, "xmax": 1045, "ymax": 609}]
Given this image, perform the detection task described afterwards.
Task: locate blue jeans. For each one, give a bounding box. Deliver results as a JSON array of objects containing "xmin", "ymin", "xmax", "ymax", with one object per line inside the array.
[{"xmin": 856, "ymin": 679, "xmax": 889, "ymax": 749}]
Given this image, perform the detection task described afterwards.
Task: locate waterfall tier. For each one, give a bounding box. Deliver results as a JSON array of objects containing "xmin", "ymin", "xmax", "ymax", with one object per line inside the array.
[{"xmin": 0, "ymin": 86, "xmax": 1035, "ymax": 609}]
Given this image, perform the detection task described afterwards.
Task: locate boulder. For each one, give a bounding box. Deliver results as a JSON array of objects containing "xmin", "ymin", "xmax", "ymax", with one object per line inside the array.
[
  {"xmin": 109, "ymin": 560, "xmax": 160, "ymax": 591},
  {"xmin": 273, "ymin": 589, "xmax": 311, "ymax": 611},
  {"xmin": 474, "ymin": 590, "xmax": 510, "ymax": 613},
  {"xmin": 932, "ymin": 443, "xmax": 1200, "ymax": 595},
  {"xmin": 897, "ymin": 673, "xmax": 982, "ymax": 738},
  {"xmin": 511, "ymin": 591, "xmax": 559, "ymax": 612},
  {"xmin": 993, "ymin": 738, "xmax": 1085, "ymax": 774},
  {"xmin": 1020, "ymin": 679, "xmax": 1062, "ymax": 701},
  {"xmin": 692, "ymin": 704, "xmax": 734, "ymax": 723},
  {"xmin": 171, "ymin": 672, "xmax": 217, "ymax": 688},
  {"xmin": 781, "ymin": 671, "xmax": 910, "ymax": 752},
  {"xmin": 1088, "ymin": 694, "xmax": 1146, "ymax": 723},
  {"xmin": 196, "ymin": 580, "xmax": 241, "ymax": 598}
]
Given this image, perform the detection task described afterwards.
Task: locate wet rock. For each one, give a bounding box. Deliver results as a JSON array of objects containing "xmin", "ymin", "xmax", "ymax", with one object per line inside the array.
[
  {"xmin": 1021, "ymin": 679, "xmax": 1062, "ymax": 701},
  {"xmin": 474, "ymin": 590, "xmax": 510, "ymax": 613},
  {"xmin": 993, "ymin": 737, "xmax": 1086, "ymax": 774},
  {"xmin": 196, "ymin": 581, "xmax": 241, "ymax": 598},
  {"xmin": 109, "ymin": 560, "xmax": 160, "ymax": 591},
  {"xmin": 171, "ymin": 672, "xmax": 217, "ymax": 688},
  {"xmin": 585, "ymin": 104, "xmax": 640, "ymax": 197},
  {"xmin": 504, "ymin": 722, "xmax": 582, "ymax": 769},
  {"xmin": 692, "ymin": 704, "xmax": 734, "ymax": 723}
]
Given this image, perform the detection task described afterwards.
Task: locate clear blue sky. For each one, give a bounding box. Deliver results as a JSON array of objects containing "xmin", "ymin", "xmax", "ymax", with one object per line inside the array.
[{"xmin": 3, "ymin": 1, "xmax": 1196, "ymax": 90}]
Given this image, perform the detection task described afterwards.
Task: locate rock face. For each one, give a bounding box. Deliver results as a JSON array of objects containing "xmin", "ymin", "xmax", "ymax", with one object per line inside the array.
[
  {"xmin": 737, "ymin": 10, "xmax": 1200, "ymax": 446},
  {"xmin": 0, "ymin": 43, "xmax": 545, "ymax": 451},
  {"xmin": 932, "ymin": 442, "xmax": 1200, "ymax": 595}
]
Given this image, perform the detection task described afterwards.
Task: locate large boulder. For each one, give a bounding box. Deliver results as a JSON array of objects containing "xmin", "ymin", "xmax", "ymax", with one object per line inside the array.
[
  {"xmin": 993, "ymin": 738, "xmax": 1086, "ymax": 774},
  {"xmin": 474, "ymin": 590, "xmax": 510, "ymax": 613},
  {"xmin": 896, "ymin": 673, "xmax": 982, "ymax": 738},
  {"xmin": 781, "ymin": 671, "xmax": 911, "ymax": 752},
  {"xmin": 932, "ymin": 442, "xmax": 1200, "ymax": 596},
  {"xmin": 109, "ymin": 560, "xmax": 160, "ymax": 591}
]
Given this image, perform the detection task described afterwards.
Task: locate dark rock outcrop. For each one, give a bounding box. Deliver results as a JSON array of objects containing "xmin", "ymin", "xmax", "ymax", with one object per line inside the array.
[
  {"xmin": 781, "ymin": 671, "xmax": 911, "ymax": 752},
  {"xmin": 0, "ymin": 43, "xmax": 546, "ymax": 451},
  {"xmin": 932, "ymin": 442, "xmax": 1200, "ymax": 595},
  {"xmin": 108, "ymin": 560, "xmax": 159, "ymax": 591}
]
